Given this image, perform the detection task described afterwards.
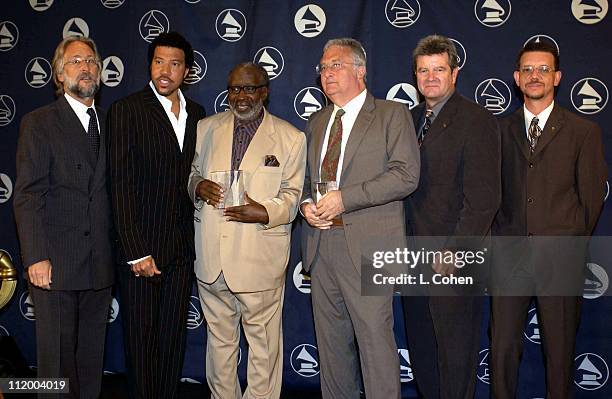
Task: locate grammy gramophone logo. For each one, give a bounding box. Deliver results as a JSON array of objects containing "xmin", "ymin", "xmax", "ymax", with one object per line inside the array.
[{"xmin": 0, "ymin": 250, "xmax": 18, "ymax": 309}]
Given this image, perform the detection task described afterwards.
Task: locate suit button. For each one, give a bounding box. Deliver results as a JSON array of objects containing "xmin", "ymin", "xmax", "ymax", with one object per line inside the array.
[
  {"xmin": 527, "ymin": 198, "xmax": 533, "ymax": 204},
  {"xmin": 222, "ymin": 235, "xmax": 228, "ymax": 238},
  {"xmin": 528, "ymin": 233, "xmax": 533, "ymax": 237},
  {"xmin": 529, "ymin": 163, "xmax": 534, "ymax": 168},
  {"xmin": 89, "ymin": 197, "xmax": 93, "ymax": 202},
  {"xmin": 84, "ymin": 231, "xmax": 90, "ymax": 236},
  {"xmin": 77, "ymin": 164, "xmax": 82, "ymax": 170}
]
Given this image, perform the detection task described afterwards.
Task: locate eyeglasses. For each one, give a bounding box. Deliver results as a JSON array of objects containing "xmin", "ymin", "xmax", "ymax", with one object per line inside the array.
[
  {"xmin": 315, "ymin": 61, "xmax": 359, "ymax": 74},
  {"xmin": 64, "ymin": 57, "xmax": 98, "ymax": 67},
  {"xmin": 519, "ymin": 65, "xmax": 555, "ymax": 75},
  {"xmin": 227, "ymin": 85, "xmax": 267, "ymax": 94}
]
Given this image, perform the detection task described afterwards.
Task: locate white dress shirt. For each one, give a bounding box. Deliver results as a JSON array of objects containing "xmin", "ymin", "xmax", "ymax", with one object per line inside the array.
[
  {"xmin": 148, "ymin": 80, "xmax": 188, "ymax": 151},
  {"xmin": 523, "ymin": 100, "xmax": 554, "ymax": 139},
  {"xmin": 64, "ymin": 93, "xmax": 99, "ymax": 133}
]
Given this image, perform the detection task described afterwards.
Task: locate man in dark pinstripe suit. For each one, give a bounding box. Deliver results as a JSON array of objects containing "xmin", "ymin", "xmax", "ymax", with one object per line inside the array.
[{"xmin": 107, "ymin": 32, "xmax": 205, "ymax": 399}]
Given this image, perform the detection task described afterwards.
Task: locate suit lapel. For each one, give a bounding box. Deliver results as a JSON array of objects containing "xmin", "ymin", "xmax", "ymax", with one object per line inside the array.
[
  {"xmin": 182, "ymin": 100, "xmax": 199, "ymax": 159},
  {"xmin": 56, "ymin": 96, "xmax": 96, "ymax": 168},
  {"xmin": 141, "ymin": 85, "xmax": 181, "ymax": 154},
  {"xmin": 210, "ymin": 112, "xmax": 234, "ymax": 173},
  {"xmin": 91, "ymin": 106, "xmax": 107, "ymax": 186},
  {"xmin": 532, "ymin": 104, "xmax": 563, "ymax": 158},
  {"xmin": 510, "ymin": 108, "xmax": 531, "ymax": 160},
  {"xmin": 340, "ymin": 93, "xmax": 375, "ymax": 181},
  {"xmin": 311, "ymin": 106, "xmax": 333, "ymax": 182},
  {"xmin": 420, "ymin": 92, "xmax": 459, "ymax": 148}
]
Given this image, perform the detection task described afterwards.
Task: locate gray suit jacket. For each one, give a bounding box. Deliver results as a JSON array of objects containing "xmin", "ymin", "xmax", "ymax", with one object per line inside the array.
[
  {"xmin": 301, "ymin": 92, "xmax": 420, "ymax": 271},
  {"xmin": 14, "ymin": 96, "xmax": 114, "ymax": 290}
]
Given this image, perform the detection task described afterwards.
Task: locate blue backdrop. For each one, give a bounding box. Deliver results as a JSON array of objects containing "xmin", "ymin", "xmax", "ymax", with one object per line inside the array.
[{"xmin": 1, "ymin": 1, "xmax": 611, "ymax": 397}]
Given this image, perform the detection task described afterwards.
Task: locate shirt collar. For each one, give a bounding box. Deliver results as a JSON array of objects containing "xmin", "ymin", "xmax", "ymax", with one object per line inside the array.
[
  {"xmin": 428, "ymin": 88, "xmax": 454, "ymax": 120},
  {"xmin": 149, "ymin": 80, "xmax": 186, "ymax": 113},
  {"xmin": 334, "ymin": 89, "xmax": 367, "ymax": 116},
  {"xmin": 524, "ymin": 100, "xmax": 555, "ymax": 130},
  {"xmin": 64, "ymin": 92, "xmax": 94, "ymax": 115}
]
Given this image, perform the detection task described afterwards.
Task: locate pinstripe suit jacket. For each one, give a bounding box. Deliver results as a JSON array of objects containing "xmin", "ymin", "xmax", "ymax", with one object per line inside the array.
[
  {"xmin": 14, "ymin": 96, "xmax": 114, "ymax": 290},
  {"xmin": 107, "ymin": 85, "xmax": 206, "ymax": 268}
]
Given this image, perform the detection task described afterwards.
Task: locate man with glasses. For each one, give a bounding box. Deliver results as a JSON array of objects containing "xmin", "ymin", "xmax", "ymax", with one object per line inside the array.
[
  {"xmin": 402, "ymin": 35, "xmax": 501, "ymax": 399},
  {"xmin": 188, "ymin": 62, "xmax": 306, "ymax": 399},
  {"xmin": 490, "ymin": 41, "xmax": 606, "ymax": 398},
  {"xmin": 301, "ymin": 38, "xmax": 419, "ymax": 399},
  {"xmin": 107, "ymin": 32, "xmax": 205, "ymax": 398},
  {"xmin": 14, "ymin": 36, "xmax": 113, "ymax": 398}
]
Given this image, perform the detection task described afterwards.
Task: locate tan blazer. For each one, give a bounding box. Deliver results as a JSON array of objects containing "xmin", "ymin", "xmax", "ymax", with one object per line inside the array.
[{"xmin": 189, "ymin": 109, "xmax": 306, "ymax": 292}]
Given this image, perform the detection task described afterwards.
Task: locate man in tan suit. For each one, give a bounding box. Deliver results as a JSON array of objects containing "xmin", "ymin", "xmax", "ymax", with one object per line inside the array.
[
  {"xmin": 301, "ymin": 38, "xmax": 420, "ymax": 399},
  {"xmin": 188, "ymin": 62, "xmax": 306, "ymax": 399}
]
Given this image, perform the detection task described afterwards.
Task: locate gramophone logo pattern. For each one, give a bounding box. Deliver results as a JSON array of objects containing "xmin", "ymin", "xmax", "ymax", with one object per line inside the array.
[
  {"xmin": 474, "ymin": 0, "xmax": 512, "ymax": 27},
  {"xmin": 25, "ymin": 57, "xmax": 52, "ymax": 89},
  {"xmin": 572, "ymin": 0, "xmax": 608, "ymax": 24},
  {"xmin": 29, "ymin": 0, "xmax": 54, "ymax": 12},
  {"xmin": 292, "ymin": 261, "xmax": 311, "ymax": 294},
  {"xmin": 574, "ymin": 352, "xmax": 609, "ymax": 390},
  {"xmin": 62, "ymin": 17, "xmax": 89, "ymax": 38},
  {"xmin": 102, "ymin": 56, "xmax": 124, "ymax": 88},
  {"xmin": 19, "ymin": 291, "xmax": 36, "ymax": 321},
  {"xmin": 184, "ymin": 0, "xmax": 202, "ymax": 4},
  {"xmin": 139, "ymin": 10, "xmax": 170, "ymax": 43},
  {"xmin": 214, "ymin": 90, "xmax": 229, "ymax": 114},
  {"xmin": 385, "ymin": 0, "xmax": 421, "ymax": 28},
  {"xmin": 386, "ymin": 83, "xmax": 419, "ymax": 109},
  {"xmin": 184, "ymin": 50, "xmax": 207, "ymax": 85},
  {"xmin": 477, "ymin": 348, "xmax": 490, "ymax": 384},
  {"xmin": 294, "ymin": 4, "xmax": 326, "ymax": 38},
  {"xmin": 583, "ymin": 262, "xmax": 609, "ymax": 299},
  {"xmin": 523, "ymin": 307, "xmax": 541, "ymax": 345},
  {"xmin": 0, "ymin": 21, "xmax": 19, "ymax": 52},
  {"xmin": 0, "ymin": 325, "xmax": 9, "ymax": 336},
  {"xmin": 475, "ymin": 78, "xmax": 512, "ymax": 115},
  {"xmin": 101, "ymin": 0, "xmax": 125, "ymax": 9},
  {"xmin": 107, "ymin": 297, "xmax": 119, "ymax": 323},
  {"xmin": 253, "ymin": 46, "xmax": 285, "ymax": 80},
  {"xmin": 606, "ymin": 180, "xmax": 610, "ymax": 202},
  {"xmin": 523, "ymin": 34, "xmax": 560, "ymax": 56},
  {"xmin": 571, "ymin": 77, "xmax": 609, "ymax": 115},
  {"xmin": 186, "ymin": 295, "xmax": 204, "ymax": 329},
  {"xmin": 180, "ymin": 377, "xmax": 202, "ymax": 384},
  {"xmin": 0, "ymin": 173, "xmax": 13, "ymax": 204},
  {"xmin": 450, "ymin": 38, "xmax": 467, "ymax": 70},
  {"xmin": 294, "ymin": 87, "xmax": 328, "ymax": 121},
  {"xmin": 215, "ymin": 9, "xmax": 247, "ymax": 43},
  {"xmin": 0, "ymin": 95, "xmax": 16, "ymax": 127},
  {"xmin": 290, "ymin": 344, "xmax": 320, "ymax": 377},
  {"xmin": 398, "ymin": 348, "xmax": 414, "ymax": 383}
]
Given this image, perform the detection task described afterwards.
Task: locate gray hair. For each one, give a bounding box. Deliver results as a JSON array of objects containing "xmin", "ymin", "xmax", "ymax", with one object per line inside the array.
[
  {"xmin": 323, "ymin": 38, "xmax": 367, "ymax": 80},
  {"xmin": 51, "ymin": 36, "xmax": 102, "ymax": 96},
  {"xmin": 412, "ymin": 34, "xmax": 459, "ymax": 72}
]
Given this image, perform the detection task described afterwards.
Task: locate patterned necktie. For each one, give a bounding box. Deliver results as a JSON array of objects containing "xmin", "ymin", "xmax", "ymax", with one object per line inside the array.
[
  {"xmin": 418, "ymin": 109, "xmax": 434, "ymax": 147},
  {"xmin": 86, "ymin": 108, "xmax": 100, "ymax": 157},
  {"xmin": 321, "ymin": 108, "xmax": 345, "ymax": 181},
  {"xmin": 528, "ymin": 116, "xmax": 541, "ymax": 152}
]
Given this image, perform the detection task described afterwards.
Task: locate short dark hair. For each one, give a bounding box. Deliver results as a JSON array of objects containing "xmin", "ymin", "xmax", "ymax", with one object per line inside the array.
[
  {"xmin": 229, "ymin": 62, "xmax": 270, "ymax": 87},
  {"xmin": 515, "ymin": 41, "xmax": 559, "ymax": 71},
  {"xmin": 413, "ymin": 35, "xmax": 458, "ymax": 72},
  {"xmin": 147, "ymin": 31, "xmax": 194, "ymax": 69}
]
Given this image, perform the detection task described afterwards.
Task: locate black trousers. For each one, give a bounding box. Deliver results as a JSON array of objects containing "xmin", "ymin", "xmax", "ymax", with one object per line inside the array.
[
  {"xmin": 402, "ymin": 295, "xmax": 482, "ymax": 399},
  {"xmin": 30, "ymin": 284, "xmax": 112, "ymax": 399},
  {"xmin": 117, "ymin": 260, "xmax": 193, "ymax": 399}
]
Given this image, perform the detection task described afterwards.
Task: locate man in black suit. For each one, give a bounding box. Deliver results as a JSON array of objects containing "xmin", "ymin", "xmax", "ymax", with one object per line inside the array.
[
  {"xmin": 107, "ymin": 32, "xmax": 205, "ymax": 399},
  {"xmin": 490, "ymin": 41, "xmax": 607, "ymax": 398},
  {"xmin": 401, "ymin": 35, "xmax": 501, "ymax": 399},
  {"xmin": 14, "ymin": 36, "xmax": 114, "ymax": 398}
]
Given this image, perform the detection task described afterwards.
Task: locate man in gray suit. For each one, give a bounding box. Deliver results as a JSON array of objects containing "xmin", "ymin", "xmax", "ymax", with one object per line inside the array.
[
  {"xmin": 14, "ymin": 36, "xmax": 114, "ymax": 398},
  {"xmin": 301, "ymin": 38, "xmax": 420, "ymax": 399}
]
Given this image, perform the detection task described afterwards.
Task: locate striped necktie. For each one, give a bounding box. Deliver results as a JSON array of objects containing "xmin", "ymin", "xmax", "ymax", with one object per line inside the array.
[{"xmin": 321, "ymin": 108, "xmax": 345, "ymax": 181}]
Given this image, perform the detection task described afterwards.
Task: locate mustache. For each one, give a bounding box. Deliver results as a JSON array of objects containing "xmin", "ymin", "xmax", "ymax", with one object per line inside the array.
[{"xmin": 78, "ymin": 72, "xmax": 96, "ymax": 81}]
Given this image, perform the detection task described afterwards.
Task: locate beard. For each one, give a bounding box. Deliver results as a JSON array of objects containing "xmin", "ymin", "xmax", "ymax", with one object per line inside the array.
[
  {"xmin": 66, "ymin": 72, "xmax": 100, "ymax": 99},
  {"xmin": 230, "ymin": 100, "xmax": 264, "ymax": 122}
]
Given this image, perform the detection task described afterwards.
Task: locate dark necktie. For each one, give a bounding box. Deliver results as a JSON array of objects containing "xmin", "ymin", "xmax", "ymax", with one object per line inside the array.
[
  {"xmin": 528, "ymin": 116, "xmax": 541, "ymax": 152},
  {"xmin": 86, "ymin": 108, "xmax": 100, "ymax": 157},
  {"xmin": 418, "ymin": 109, "xmax": 434, "ymax": 146},
  {"xmin": 321, "ymin": 108, "xmax": 345, "ymax": 181}
]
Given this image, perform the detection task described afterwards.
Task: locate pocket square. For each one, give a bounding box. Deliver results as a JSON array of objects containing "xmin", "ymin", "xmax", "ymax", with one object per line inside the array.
[{"xmin": 265, "ymin": 155, "xmax": 280, "ymax": 167}]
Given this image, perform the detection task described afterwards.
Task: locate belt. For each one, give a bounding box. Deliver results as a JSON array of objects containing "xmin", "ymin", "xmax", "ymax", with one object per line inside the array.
[{"xmin": 330, "ymin": 216, "xmax": 343, "ymax": 228}]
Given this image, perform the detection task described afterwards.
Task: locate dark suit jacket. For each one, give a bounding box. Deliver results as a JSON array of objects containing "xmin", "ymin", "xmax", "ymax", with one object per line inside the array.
[
  {"xmin": 106, "ymin": 85, "xmax": 206, "ymax": 268},
  {"xmin": 493, "ymin": 104, "xmax": 607, "ymax": 236},
  {"xmin": 14, "ymin": 96, "xmax": 114, "ymax": 290},
  {"xmin": 407, "ymin": 91, "xmax": 501, "ymax": 240},
  {"xmin": 301, "ymin": 92, "xmax": 420, "ymax": 271}
]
